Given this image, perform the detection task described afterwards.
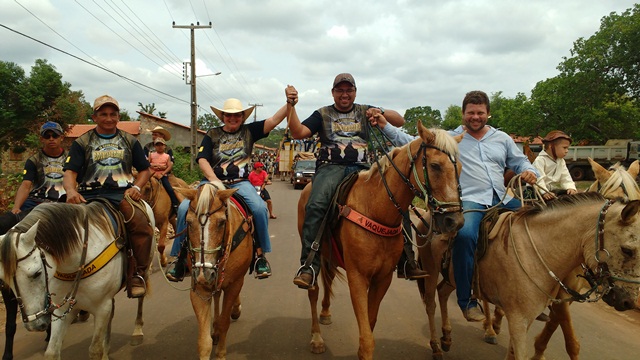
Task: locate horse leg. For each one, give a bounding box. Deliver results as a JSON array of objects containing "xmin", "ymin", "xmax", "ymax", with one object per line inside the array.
[
  {"xmin": 505, "ymin": 314, "xmax": 530, "ymax": 360},
  {"xmin": 421, "ymin": 275, "xmax": 444, "ymax": 360},
  {"xmin": 88, "ymin": 299, "xmax": 116, "ymax": 360},
  {"xmin": 2, "ymin": 288, "xmax": 18, "ymax": 360},
  {"xmin": 191, "ymin": 288, "xmax": 214, "ymax": 360},
  {"xmin": 212, "ymin": 292, "xmax": 221, "ymax": 345},
  {"xmin": 319, "ymin": 270, "xmax": 335, "ymax": 325},
  {"xmin": 346, "ymin": 272, "xmax": 375, "ymax": 360},
  {"xmin": 483, "ymin": 301, "xmax": 498, "ymax": 345},
  {"xmin": 438, "ymin": 281, "xmax": 455, "ymax": 353},
  {"xmin": 492, "ymin": 306, "xmax": 505, "ymax": 335},
  {"xmin": 230, "ymin": 295, "xmax": 242, "ymax": 320},
  {"xmin": 44, "ymin": 312, "xmax": 74, "ymax": 360},
  {"xmin": 214, "ymin": 282, "xmax": 244, "ymax": 360},
  {"xmin": 365, "ymin": 273, "xmax": 393, "ymax": 332},
  {"xmin": 130, "ymin": 297, "xmax": 145, "ymax": 346},
  {"xmin": 308, "ymin": 283, "xmax": 325, "ymax": 354},
  {"xmin": 532, "ymin": 302, "xmax": 578, "ymax": 360},
  {"xmin": 157, "ymin": 221, "xmax": 169, "ymax": 267}
]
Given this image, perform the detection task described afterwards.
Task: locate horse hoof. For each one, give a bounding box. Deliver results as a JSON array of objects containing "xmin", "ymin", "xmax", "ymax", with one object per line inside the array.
[
  {"xmin": 440, "ymin": 337, "xmax": 452, "ymax": 352},
  {"xmin": 231, "ymin": 304, "xmax": 242, "ymax": 320},
  {"xmin": 160, "ymin": 254, "xmax": 167, "ymax": 268},
  {"xmin": 484, "ymin": 335, "xmax": 498, "ymax": 345},
  {"xmin": 432, "ymin": 353, "xmax": 444, "ymax": 360},
  {"xmin": 310, "ymin": 342, "xmax": 326, "ymax": 354},
  {"xmin": 130, "ymin": 335, "xmax": 144, "ymax": 346},
  {"xmin": 319, "ymin": 315, "xmax": 332, "ymax": 325},
  {"xmin": 493, "ymin": 325, "xmax": 502, "ymax": 335}
]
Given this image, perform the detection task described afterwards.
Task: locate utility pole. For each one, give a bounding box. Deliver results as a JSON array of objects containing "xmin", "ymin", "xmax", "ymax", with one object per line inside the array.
[
  {"xmin": 248, "ymin": 103, "xmax": 263, "ymax": 122},
  {"xmin": 173, "ymin": 21, "xmax": 211, "ymax": 170}
]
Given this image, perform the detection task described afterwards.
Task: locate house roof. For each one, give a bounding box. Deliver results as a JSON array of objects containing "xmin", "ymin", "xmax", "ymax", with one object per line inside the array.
[
  {"xmin": 137, "ymin": 111, "xmax": 206, "ymax": 134},
  {"xmin": 66, "ymin": 122, "xmax": 141, "ymax": 138},
  {"xmin": 509, "ymin": 134, "xmax": 543, "ymax": 144}
]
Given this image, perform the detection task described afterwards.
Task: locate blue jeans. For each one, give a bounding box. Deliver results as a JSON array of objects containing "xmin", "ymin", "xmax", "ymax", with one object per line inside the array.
[
  {"xmin": 170, "ymin": 180, "xmax": 271, "ymax": 257},
  {"xmin": 452, "ymin": 194, "xmax": 521, "ymax": 310}
]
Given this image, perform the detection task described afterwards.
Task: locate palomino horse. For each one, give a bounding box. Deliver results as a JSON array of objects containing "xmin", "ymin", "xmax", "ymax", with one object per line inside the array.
[
  {"xmin": 176, "ymin": 184, "xmax": 252, "ymax": 360},
  {"xmin": 297, "ymin": 124, "xmax": 465, "ymax": 359},
  {"xmin": 0, "ymin": 201, "xmax": 155, "ymax": 359},
  {"xmin": 141, "ymin": 174, "xmax": 188, "ymax": 267},
  {"xmin": 473, "ymin": 193, "xmax": 640, "ymax": 360},
  {"xmin": 530, "ymin": 158, "xmax": 640, "ymax": 360}
]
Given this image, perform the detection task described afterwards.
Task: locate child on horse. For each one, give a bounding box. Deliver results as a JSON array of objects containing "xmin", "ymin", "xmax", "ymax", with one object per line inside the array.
[
  {"xmin": 148, "ymin": 137, "xmax": 180, "ymax": 213},
  {"xmin": 532, "ymin": 130, "xmax": 577, "ymax": 201}
]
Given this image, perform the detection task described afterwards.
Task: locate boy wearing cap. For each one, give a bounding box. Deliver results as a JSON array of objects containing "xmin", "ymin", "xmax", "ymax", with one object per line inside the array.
[
  {"xmin": 286, "ymin": 73, "xmax": 426, "ymax": 290},
  {"xmin": 0, "ymin": 122, "xmax": 67, "ymax": 233},
  {"xmin": 148, "ymin": 137, "xmax": 180, "ymax": 211},
  {"xmin": 532, "ymin": 130, "xmax": 577, "ymax": 200},
  {"xmin": 63, "ymin": 95, "xmax": 153, "ymax": 298}
]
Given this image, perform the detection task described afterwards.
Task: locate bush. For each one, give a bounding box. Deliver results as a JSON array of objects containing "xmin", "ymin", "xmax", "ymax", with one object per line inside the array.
[
  {"xmin": 172, "ymin": 149, "xmax": 203, "ymax": 184},
  {"xmin": 0, "ymin": 172, "xmax": 25, "ymax": 211}
]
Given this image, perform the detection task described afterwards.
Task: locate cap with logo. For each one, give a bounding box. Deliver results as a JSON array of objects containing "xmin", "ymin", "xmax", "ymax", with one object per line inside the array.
[{"xmin": 40, "ymin": 121, "xmax": 64, "ymax": 136}]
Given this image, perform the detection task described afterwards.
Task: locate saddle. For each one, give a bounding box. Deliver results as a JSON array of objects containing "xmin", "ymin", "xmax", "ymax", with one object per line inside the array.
[{"xmin": 476, "ymin": 207, "xmax": 513, "ymax": 261}]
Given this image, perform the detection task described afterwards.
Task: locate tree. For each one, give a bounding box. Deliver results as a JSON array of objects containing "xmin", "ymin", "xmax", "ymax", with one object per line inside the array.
[
  {"xmin": 138, "ymin": 102, "xmax": 157, "ymax": 115},
  {"xmin": 197, "ymin": 113, "xmax": 221, "ymax": 131},
  {"xmin": 442, "ymin": 105, "xmax": 462, "ymax": 130},
  {"xmin": 257, "ymin": 127, "xmax": 286, "ymax": 149},
  {"xmin": 402, "ymin": 106, "xmax": 442, "ymax": 134}
]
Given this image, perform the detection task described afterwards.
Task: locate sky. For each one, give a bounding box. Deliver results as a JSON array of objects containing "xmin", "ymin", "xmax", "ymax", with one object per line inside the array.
[{"xmin": 1, "ymin": 0, "xmax": 638, "ymax": 130}]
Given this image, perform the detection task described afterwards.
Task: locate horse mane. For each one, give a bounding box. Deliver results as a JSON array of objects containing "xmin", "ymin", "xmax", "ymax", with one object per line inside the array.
[
  {"xmin": 591, "ymin": 163, "xmax": 640, "ymax": 201},
  {"xmin": 517, "ymin": 192, "xmax": 607, "ymax": 218},
  {"xmin": 196, "ymin": 184, "xmax": 220, "ymax": 215},
  {"xmin": 364, "ymin": 128, "xmax": 459, "ymax": 181},
  {"xmin": 11, "ymin": 203, "xmax": 111, "ymax": 261}
]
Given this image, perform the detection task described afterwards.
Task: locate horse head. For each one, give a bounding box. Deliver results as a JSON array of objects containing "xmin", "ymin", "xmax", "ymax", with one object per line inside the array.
[
  {"xmin": 185, "ymin": 183, "xmax": 238, "ymax": 287},
  {"xmin": 588, "ymin": 158, "xmax": 640, "ymax": 201},
  {"xmin": 413, "ymin": 122, "xmax": 464, "ymax": 234},
  {"xmin": 595, "ymin": 199, "xmax": 640, "ymax": 311},
  {"xmin": 0, "ymin": 220, "xmax": 52, "ymax": 331}
]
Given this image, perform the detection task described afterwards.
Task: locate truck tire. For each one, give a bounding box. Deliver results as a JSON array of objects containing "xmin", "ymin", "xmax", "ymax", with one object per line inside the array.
[{"xmin": 569, "ymin": 166, "xmax": 586, "ymax": 181}]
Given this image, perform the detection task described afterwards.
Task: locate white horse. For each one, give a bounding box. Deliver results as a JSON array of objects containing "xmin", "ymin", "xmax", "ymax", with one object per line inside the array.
[{"xmin": 0, "ymin": 201, "xmax": 155, "ymax": 360}]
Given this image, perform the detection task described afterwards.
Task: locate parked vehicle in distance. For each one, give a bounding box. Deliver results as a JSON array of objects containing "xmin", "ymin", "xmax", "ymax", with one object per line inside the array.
[
  {"xmin": 291, "ymin": 159, "xmax": 316, "ymax": 189},
  {"xmin": 564, "ymin": 139, "xmax": 640, "ymax": 180}
]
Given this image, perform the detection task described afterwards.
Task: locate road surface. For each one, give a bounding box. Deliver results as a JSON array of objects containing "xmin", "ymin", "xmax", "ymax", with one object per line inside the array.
[{"xmin": 2, "ymin": 180, "xmax": 640, "ymax": 359}]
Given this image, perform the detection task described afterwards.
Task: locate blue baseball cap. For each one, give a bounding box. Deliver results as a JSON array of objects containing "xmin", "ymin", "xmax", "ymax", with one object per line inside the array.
[{"xmin": 40, "ymin": 121, "xmax": 64, "ymax": 136}]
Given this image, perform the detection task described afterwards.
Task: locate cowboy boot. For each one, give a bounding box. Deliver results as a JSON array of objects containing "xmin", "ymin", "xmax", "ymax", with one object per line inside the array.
[
  {"xmin": 120, "ymin": 200, "xmax": 154, "ymax": 298},
  {"xmin": 166, "ymin": 245, "xmax": 188, "ymax": 282},
  {"xmin": 397, "ymin": 213, "xmax": 429, "ymax": 280}
]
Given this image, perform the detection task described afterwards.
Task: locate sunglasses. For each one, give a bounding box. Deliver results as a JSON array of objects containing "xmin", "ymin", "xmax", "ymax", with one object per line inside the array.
[{"xmin": 42, "ymin": 132, "xmax": 61, "ymax": 139}]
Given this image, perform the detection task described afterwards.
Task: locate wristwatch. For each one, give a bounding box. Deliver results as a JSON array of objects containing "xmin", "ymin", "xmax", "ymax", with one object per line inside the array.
[{"xmin": 378, "ymin": 107, "xmax": 385, "ymax": 114}]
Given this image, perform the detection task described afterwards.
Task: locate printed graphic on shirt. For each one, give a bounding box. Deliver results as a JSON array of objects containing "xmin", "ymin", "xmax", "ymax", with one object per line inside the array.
[
  {"xmin": 82, "ymin": 135, "xmax": 133, "ymax": 188},
  {"xmin": 212, "ymin": 131, "xmax": 251, "ymax": 180},
  {"xmin": 30, "ymin": 155, "xmax": 66, "ymax": 200},
  {"xmin": 324, "ymin": 116, "xmax": 367, "ymax": 163}
]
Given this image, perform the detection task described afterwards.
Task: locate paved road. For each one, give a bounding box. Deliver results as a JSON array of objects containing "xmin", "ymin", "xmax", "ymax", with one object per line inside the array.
[{"xmin": 2, "ymin": 179, "xmax": 640, "ymax": 359}]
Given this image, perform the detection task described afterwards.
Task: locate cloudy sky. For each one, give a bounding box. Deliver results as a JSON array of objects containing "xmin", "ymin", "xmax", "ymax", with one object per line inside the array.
[{"xmin": 2, "ymin": 0, "xmax": 637, "ymax": 129}]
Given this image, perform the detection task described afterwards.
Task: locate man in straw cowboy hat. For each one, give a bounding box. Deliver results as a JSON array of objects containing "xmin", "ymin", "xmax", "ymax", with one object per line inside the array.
[
  {"xmin": 286, "ymin": 73, "xmax": 428, "ymax": 290},
  {"xmin": 63, "ymin": 94, "xmax": 154, "ymax": 298},
  {"xmin": 143, "ymin": 125, "xmax": 180, "ymax": 213},
  {"xmin": 167, "ymin": 93, "xmax": 296, "ymax": 281}
]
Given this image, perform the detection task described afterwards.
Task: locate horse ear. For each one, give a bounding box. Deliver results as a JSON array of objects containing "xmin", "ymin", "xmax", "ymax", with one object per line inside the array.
[
  {"xmin": 175, "ymin": 188, "xmax": 197, "ymax": 201},
  {"xmin": 621, "ymin": 200, "xmax": 640, "ymax": 223},
  {"xmin": 589, "ymin": 158, "xmax": 610, "ymax": 183},
  {"xmin": 627, "ymin": 160, "xmax": 639, "ymax": 179},
  {"xmin": 21, "ymin": 220, "xmax": 40, "ymax": 245},
  {"xmin": 417, "ymin": 121, "xmax": 435, "ymax": 143},
  {"xmin": 217, "ymin": 189, "xmax": 238, "ymax": 202},
  {"xmin": 453, "ymin": 131, "xmax": 466, "ymax": 144}
]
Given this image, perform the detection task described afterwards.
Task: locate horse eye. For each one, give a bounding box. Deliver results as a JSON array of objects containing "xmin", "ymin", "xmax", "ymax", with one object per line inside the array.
[
  {"xmin": 31, "ymin": 269, "xmax": 42, "ymax": 280},
  {"xmin": 430, "ymin": 163, "xmax": 442, "ymax": 172},
  {"xmin": 620, "ymin": 245, "xmax": 636, "ymax": 260}
]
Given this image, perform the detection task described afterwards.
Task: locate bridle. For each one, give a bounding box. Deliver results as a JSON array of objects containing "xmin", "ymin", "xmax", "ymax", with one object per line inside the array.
[
  {"xmin": 8, "ymin": 217, "xmax": 90, "ymax": 324},
  {"xmin": 369, "ymin": 126, "xmax": 463, "ymax": 240},
  {"xmin": 513, "ymin": 199, "xmax": 640, "ymax": 304}
]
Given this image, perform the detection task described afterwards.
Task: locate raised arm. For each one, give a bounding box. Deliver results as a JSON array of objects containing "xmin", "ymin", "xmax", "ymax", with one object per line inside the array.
[{"xmin": 285, "ymin": 85, "xmax": 312, "ymax": 139}]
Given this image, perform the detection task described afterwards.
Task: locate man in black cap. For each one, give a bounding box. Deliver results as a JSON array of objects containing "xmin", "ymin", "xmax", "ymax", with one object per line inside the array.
[
  {"xmin": 287, "ymin": 73, "xmax": 428, "ymax": 289},
  {"xmin": 0, "ymin": 121, "xmax": 67, "ymax": 233}
]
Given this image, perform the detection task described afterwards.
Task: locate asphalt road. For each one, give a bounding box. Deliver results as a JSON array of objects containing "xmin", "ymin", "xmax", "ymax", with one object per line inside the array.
[{"xmin": 2, "ymin": 179, "xmax": 640, "ymax": 359}]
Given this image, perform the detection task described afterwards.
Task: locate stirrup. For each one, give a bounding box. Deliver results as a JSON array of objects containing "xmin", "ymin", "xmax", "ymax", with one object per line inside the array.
[{"xmin": 294, "ymin": 265, "xmax": 317, "ymax": 287}]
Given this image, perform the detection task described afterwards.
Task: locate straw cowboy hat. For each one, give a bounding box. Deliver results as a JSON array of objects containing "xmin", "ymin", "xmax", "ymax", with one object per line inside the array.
[
  {"xmin": 150, "ymin": 126, "xmax": 171, "ymax": 141},
  {"xmin": 210, "ymin": 98, "xmax": 255, "ymax": 122}
]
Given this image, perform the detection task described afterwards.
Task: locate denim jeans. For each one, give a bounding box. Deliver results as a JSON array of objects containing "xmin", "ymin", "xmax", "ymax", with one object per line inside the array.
[
  {"xmin": 170, "ymin": 180, "xmax": 271, "ymax": 257},
  {"xmin": 452, "ymin": 194, "xmax": 521, "ymax": 310}
]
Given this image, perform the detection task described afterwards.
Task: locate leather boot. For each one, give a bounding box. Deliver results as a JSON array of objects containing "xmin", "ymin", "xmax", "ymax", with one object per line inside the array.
[
  {"xmin": 397, "ymin": 213, "xmax": 429, "ymax": 280},
  {"xmin": 120, "ymin": 200, "xmax": 154, "ymax": 298}
]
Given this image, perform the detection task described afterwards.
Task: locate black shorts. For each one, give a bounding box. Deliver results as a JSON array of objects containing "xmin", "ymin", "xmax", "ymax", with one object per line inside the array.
[{"xmin": 260, "ymin": 188, "xmax": 271, "ymax": 201}]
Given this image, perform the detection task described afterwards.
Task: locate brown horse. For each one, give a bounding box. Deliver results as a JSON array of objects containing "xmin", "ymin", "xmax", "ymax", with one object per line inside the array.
[
  {"xmin": 530, "ymin": 158, "xmax": 640, "ymax": 360},
  {"xmin": 297, "ymin": 123, "xmax": 465, "ymax": 359},
  {"xmin": 176, "ymin": 184, "xmax": 251, "ymax": 360},
  {"xmin": 141, "ymin": 174, "xmax": 188, "ymax": 267}
]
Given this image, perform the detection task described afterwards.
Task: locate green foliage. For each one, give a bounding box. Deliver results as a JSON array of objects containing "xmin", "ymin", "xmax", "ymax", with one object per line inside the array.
[
  {"xmin": 257, "ymin": 127, "xmax": 286, "ymax": 149},
  {"xmin": 442, "ymin": 105, "xmax": 462, "ymax": 130},
  {"xmin": 197, "ymin": 113, "xmax": 222, "ymax": 131},
  {"xmin": 171, "ymin": 148, "xmax": 203, "ymax": 184},
  {"xmin": 403, "ymin": 106, "xmax": 442, "ymax": 134},
  {"xmin": 138, "ymin": 102, "xmax": 157, "ymax": 115},
  {"xmin": 490, "ymin": 92, "xmax": 543, "ymax": 137},
  {"xmin": 0, "ymin": 171, "xmax": 25, "ymax": 211}
]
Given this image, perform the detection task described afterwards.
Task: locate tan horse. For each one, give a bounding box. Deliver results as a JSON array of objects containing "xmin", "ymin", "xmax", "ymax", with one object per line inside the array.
[
  {"xmin": 297, "ymin": 124, "xmax": 465, "ymax": 359},
  {"xmin": 530, "ymin": 158, "xmax": 640, "ymax": 360},
  {"xmin": 176, "ymin": 184, "xmax": 251, "ymax": 360},
  {"xmin": 141, "ymin": 174, "xmax": 188, "ymax": 267}
]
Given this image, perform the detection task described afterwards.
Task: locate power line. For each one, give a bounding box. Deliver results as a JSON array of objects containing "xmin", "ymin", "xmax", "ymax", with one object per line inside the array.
[{"xmin": 0, "ymin": 23, "xmax": 189, "ymax": 105}]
